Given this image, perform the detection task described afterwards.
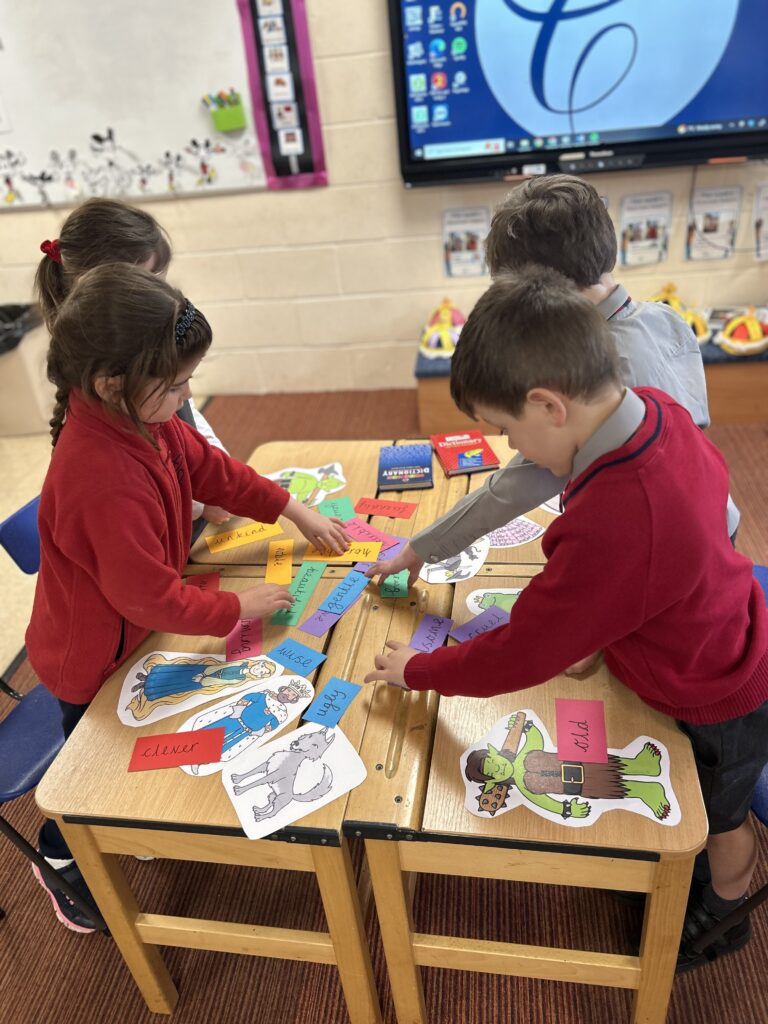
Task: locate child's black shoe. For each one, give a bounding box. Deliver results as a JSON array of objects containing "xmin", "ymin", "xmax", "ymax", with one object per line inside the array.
[
  {"xmin": 32, "ymin": 858, "xmax": 100, "ymax": 934},
  {"xmin": 676, "ymin": 891, "xmax": 751, "ymax": 973}
]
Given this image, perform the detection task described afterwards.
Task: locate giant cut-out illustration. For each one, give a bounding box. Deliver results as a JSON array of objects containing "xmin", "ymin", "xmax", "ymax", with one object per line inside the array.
[
  {"xmin": 118, "ymin": 652, "xmax": 283, "ymax": 726},
  {"xmin": 264, "ymin": 464, "xmax": 346, "ymax": 507},
  {"xmin": 461, "ymin": 710, "xmax": 680, "ymax": 828},
  {"xmin": 419, "ymin": 535, "xmax": 490, "ymax": 584}
]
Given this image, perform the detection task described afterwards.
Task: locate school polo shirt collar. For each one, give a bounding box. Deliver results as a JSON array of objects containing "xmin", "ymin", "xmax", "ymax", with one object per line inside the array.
[
  {"xmin": 596, "ymin": 283, "xmax": 633, "ymax": 321},
  {"xmin": 570, "ymin": 387, "xmax": 646, "ymax": 481}
]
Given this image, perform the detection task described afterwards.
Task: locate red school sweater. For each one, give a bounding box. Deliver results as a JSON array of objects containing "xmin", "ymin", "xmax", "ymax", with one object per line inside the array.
[
  {"xmin": 26, "ymin": 390, "xmax": 290, "ymax": 704},
  {"xmin": 404, "ymin": 388, "xmax": 768, "ymax": 724}
]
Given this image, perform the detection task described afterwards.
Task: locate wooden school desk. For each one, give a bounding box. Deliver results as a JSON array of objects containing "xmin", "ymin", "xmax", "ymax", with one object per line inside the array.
[
  {"xmin": 352, "ymin": 571, "xmax": 709, "ymax": 1024},
  {"xmin": 36, "ymin": 575, "xmax": 388, "ymax": 1023}
]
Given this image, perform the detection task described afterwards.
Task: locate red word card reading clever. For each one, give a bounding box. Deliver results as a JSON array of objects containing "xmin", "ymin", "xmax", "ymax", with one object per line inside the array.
[
  {"xmin": 354, "ymin": 497, "xmax": 417, "ymax": 520},
  {"xmin": 128, "ymin": 728, "xmax": 225, "ymax": 772}
]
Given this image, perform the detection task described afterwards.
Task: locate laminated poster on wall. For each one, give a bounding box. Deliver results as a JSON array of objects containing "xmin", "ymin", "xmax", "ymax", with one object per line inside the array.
[
  {"xmin": 117, "ymin": 652, "xmax": 284, "ymax": 727},
  {"xmin": 685, "ymin": 186, "xmax": 742, "ymax": 261},
  {"xmin": 176, "ymin": 673, "xmax": 313, "ymax": 776},
  {"xmin": 418, "ymin": 535, "xmax": 490, "ymax": 584},
  {"xmin": 461, "ymin": 710, "xmax": 680, "ymax": 828},
  {"xmin": 264, "ymin": 463, "xmax": 346, "ymax": 507},
  {"xmin": 618, "ymin": 192, "xmax": 672, "ymax": 266},
  {"xmin": 754, "ymin": 184, "xmax": 768, "ymax": 261},
  {"xmin": 221, "ymin": 722, "xmax": 367, "ymax": 840},
  {"xmin": 442, "ymin": 206, "xmax": 490, "ymax": 277}
]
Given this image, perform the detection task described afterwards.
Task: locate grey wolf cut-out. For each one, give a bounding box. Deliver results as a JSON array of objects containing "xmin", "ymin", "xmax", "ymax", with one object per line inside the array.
[{"xmin": 230, "ymin": 728, "xmax": 335, "ymax": 822}]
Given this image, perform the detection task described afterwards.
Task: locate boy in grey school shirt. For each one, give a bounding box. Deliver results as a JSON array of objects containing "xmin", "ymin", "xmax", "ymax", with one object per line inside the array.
[{"xmin": 368, "ymin": 174, "xmax": 738, "ymax": 583}]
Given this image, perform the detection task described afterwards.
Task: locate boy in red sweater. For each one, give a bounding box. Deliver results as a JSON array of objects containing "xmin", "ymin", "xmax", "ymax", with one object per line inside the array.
[{"xmin": 366, "ymin": 267, "xmax": 768, "ymax": 971}]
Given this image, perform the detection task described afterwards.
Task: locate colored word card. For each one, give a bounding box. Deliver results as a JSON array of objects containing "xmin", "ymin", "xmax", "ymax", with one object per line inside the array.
[
  {"xmin": 271, "ymin": 561, "xmax": 326, "ymax": 625},
  {"xmin": 225, "ymin": 617, "xmax": 262, "ymax": 661},
  {"xmin": 267, "ymin": 638, "xmax": 327, "ymax": 675},
  {"xmin": 354, "ymin": 535, "xmax": 408, "ymax": 573},
  {"xmin": 205, "ymin": 521, "xmax": 283, "ymax": 554},
  {"xmin": 449, "ymin": 606, "xmax": 510, "ymax": 643},
  {"xmin": 410, "ymin": 614, "xmax": 453, "ymax": 653},
  {"xmin": 304, "ymin": 541, "xmax": 382, "ymax": 563},
  {"xmin": 380, "ymin": 570, "xmax": 409, "ymax": 599},
  {"xmin": 299, "ymin": 609, "xmax": 341, "ymax": 637},
  {"xmin": 354, "ymin": 497, "xmax": 417, "ymax": 520},
  {"xmin": 343, "ymin": 518, "xmax": 401, "ymax": 550},
  {"xmin": 319, "ymin": 570, "xmax": 370, "ymax": 616},
  {"xmin": 266, "ymin": 539, "xmax": 294, "ymax": 584},
  {"xmin": 555, "ymin": 698, "xmax": 608, "ymax": 764},
  {"xmin": 318, "ymin": 496, "xmax": 356, "ymax": 521},
  {"xmin": 129, "ymin": 728, "xmax": 224, "ymax": 772},
  {"xmin": 303, "ymin": 677, "xmax": 362, "ymax": 728},
  {"xmin": 184, "ymin": 572, "xmax": 221, "ymax": 591}
]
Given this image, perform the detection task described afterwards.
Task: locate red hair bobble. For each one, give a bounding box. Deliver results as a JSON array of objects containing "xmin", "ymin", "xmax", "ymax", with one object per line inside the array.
[{"xmin": 40, "ymin": 239, "xmax": 62, "ymax": 264}]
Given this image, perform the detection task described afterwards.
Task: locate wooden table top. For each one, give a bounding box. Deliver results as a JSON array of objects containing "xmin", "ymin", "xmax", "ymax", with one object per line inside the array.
[
  {"xmin": 36, "ymin": 574, "xmax": 394, "ymax": 843},
  {"xmin": 419, "ymin": 573, "xmax": 708, "ymax": 858}
]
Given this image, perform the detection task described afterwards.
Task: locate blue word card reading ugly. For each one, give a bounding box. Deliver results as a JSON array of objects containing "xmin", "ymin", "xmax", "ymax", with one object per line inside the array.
[
  {"xmin": 303, "ymin": 677, "xmax": 362, "ymax": 728},
  {"xmin": 267, "ymin": 638, "xmax": 327, "ymax": 675}
]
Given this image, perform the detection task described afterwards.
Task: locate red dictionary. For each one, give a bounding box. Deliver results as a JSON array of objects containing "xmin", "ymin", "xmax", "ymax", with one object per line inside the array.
[{"xmin": 430, "ymin": 431, "xmax": 500, "ymax": 476}]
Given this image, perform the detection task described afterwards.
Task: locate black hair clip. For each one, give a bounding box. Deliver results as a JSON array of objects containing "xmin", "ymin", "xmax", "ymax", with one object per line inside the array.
[{"xmin": 174, "ymin": 300, "xmax": 197, "ymax": 342}]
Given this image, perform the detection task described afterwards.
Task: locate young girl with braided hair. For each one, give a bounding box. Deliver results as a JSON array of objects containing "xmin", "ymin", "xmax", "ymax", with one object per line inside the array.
[
  {"xmin": 26, "ymin": 264, "xmax": 349, "ymax": 933},
  {"xmin": 36, "ymin": 197, "xmax": 230, "ymax": 533}
]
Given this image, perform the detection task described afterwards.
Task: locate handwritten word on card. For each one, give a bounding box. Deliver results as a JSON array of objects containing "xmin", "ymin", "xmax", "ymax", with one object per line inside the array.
[
  {"xmin": 355, "ymin": 497, "xmax": 417, "ymax": 520},
  {"xmin": 304, "ymin": 541, "xmax": 382, "ymax": 563},
  {"xmin": 226, "ymin": 618, "xmax": 262, "ymax": 661},
  {"xmin": 303, "ymin": 677, "xmax": 362, "ymax": 728},
  {"xmin": 271, "ymin": 561, "xmax": 326, "ymax": 625},
  {"xmin": 184, "ymin": 572, "xmax": 220, "ymax": 591},
  {"xmin": 300, "ymin": 609, "xmax": 341, "ymax": 637},
  {"xmin": 128, "ymin": 728, "xmax": 224, "ymax": 772},
  {"xmin": 320, "ymin": 570, "xmax": 370, "ymax": 616},
  {"xmin": 354, "ymin": 535, "xmax": 408, "ymax": 573},
  {"xmin": 410, "ymin": 614, "xmax": 453, "ymax": 653},
  {"xmin": 555, "ymin": 699, "xmax": 608, "ymax": 764},
  {"xmin": 205, "ymin": 521, "xmax": 283, "ymax": 554},
  {"xmin": 343, "ymin": 519, "xmax": 400, "ymax": 550},
  {"xmin": 267, "ymin": 638, "xmax": 327, "ymax": 675},
  {"xmin": 380, "ymin": 570, "xmax": 409, "ymax": 599},
  {"xmin": 450, "ymin": 606, "xmax": 510, "ymax": 643},
  {"xmin": 318, "ymin": 496, "xmax": 356, "ymax": 520},
  {"xmin": 266, "ymin": 539, "xmax": 294, "ymax": 584}
]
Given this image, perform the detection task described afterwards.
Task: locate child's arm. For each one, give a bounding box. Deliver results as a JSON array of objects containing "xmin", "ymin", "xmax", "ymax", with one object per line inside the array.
[
  {"xmin": 367, "ymin": 454, "xmax": 567, "ymax": 583},
  {"xmin": 186, "ymin": 399, "xmax": 233, "ymax": 525}
]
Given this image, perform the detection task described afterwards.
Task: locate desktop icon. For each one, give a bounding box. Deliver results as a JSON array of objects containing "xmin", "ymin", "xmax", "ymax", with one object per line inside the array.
[
  {"xmin": 428, "ymin": 5, "xmax": 442, "ymax": 25},
  {"xmin": 452, "ymin": 70, "xmax": 468, "ymax": 88},
  {"xmin": 411, "ymin": 105, "xmax": 429, "ymax": 125},
  {"xmin": 431, "ymin": 71, "xmax": 448, "ymax": 90},
  {"xmin": 432, "ymin": 103, "xmax": 449, "ymax": 123},
  {"xmin": 429, "ymin": 37, "xmax": 447, "ymax": 58},
  {"xmin": 533, "ymin": 137, "xmax": 543, "ymax": 148},
  {"xmin": 451, "ymin": 36, "xmax": 468, "ymax": 56},
  {"xmin": 409, "ymin": 73, "xmax": 427, "ymax": 94},
  {"xmin": 405, "ymin": 6, "xmax": 423, "ymax": 29},
  {"xmin": 407, "ymin": 41, "xmax": 425, "ymax": 61},
  {"xmin": 588, "ymin": 131, "xmax": 600, "ymax": 143},
  {"xmin": 449, "ymin": 1, "xmax": 468, "ymax": 22}
]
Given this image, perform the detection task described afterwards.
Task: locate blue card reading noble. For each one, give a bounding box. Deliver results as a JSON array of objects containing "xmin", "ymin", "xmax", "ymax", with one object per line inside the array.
[
  {"xmin": 266, "ymin": 638, "xmax": 327, "ymax": 676},
  {"xmin": 302, "ymin": 677, "xmax": 362, "ymax": 728}
]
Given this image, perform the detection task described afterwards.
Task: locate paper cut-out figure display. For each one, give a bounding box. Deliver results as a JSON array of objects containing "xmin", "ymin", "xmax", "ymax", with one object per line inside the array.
[
  {"xmin": 265, "ymin": 463, "xmax": 346, "ymax": 507},
  {"xmin": 222, "ymin": 724, "xmax": 367, "ymax": 840},
  {"xmin": 466, "ymin": 588, "xmax": 522, "ymax": 616},
  {"xmin": 179, "ymin": 674, "xmax": 314, "ymax": 776},
  {"xmin": 419, "ymin": 298, "xmax": 465, "ymax": 359},
  {"xmin": 118, "ymin": 652, "xmax": 282, "ymax": 727},
  {"xmin": 461, "ymin": 711, "xmax": 679, "ymax": 828},
  {"xmin": 419, "ymin": 536, "xmax": 490, "ymax": 584}
]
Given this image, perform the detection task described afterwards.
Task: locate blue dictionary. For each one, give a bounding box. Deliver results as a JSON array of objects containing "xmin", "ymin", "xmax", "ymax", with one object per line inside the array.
[{"xmin": 377, "ymin": 443, "xmax": 433, "ymax": 491}]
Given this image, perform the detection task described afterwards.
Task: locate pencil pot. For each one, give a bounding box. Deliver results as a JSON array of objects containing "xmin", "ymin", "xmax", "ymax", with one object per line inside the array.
[{"xmin": 211, "ymin": 104, "xmax": 246, "ymax": 133}]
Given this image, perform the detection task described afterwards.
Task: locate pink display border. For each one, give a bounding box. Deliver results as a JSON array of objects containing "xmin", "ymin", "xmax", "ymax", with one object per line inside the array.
[{"xmin": 237, "ymin": 0, "xmax": 328, "ymax": 190}]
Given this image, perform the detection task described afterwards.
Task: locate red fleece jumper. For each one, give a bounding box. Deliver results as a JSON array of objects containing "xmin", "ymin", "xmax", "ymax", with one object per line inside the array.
[
  {"xmin": 405, "ymin": 388, "xmax": 768, "ymax": 725},
  {"xmin": 26, "ymin": 390, "xmax": 290, "ymax": 704}
]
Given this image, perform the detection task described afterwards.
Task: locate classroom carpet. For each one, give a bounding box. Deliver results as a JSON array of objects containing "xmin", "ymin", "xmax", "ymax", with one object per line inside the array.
[{"xmin": 2, "ymin": 391, "xmax": 767, "ymax": 1024}]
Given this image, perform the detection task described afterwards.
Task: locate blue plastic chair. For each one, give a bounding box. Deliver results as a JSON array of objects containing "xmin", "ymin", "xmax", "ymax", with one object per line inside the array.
[{"xmin": 0, "ymin": 496, "xmax": 106, "ymax": 928}]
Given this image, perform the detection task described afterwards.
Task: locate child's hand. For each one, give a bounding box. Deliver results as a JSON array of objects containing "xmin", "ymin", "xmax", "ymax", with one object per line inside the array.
[
  {"xmin": 283, "ymin": 500, "xmax": 350, "ymax": 555},
  {"xmin": 238, "ymin": 584, "xmax": 294, "ymax": 620},
  {"xmin": 363, "ymin": 640, "xmax": 418, "ymax": 689},
  {"xmin": 203, "ymin": 504, "xmax": 232, "ymax": 525},
  {"xmin": 365, "ymin": 542, "xmax": 424, "ymax": 587},
  {"xmin": 564, "ymin": 651, "xmax": 602, "ymax": 676}
]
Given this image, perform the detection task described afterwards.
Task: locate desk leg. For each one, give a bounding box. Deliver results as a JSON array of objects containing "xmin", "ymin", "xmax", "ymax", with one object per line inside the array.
[
  {"xmin": 365, "ymin": 839, "xmax": 427, "ymax": 1024},
  {"xmin": 632, "ymin": 855, "xmax": 693, "ymax": 1024},
  {"xmin": 60, "ymin": 821, "xmax": 178, "ymax": 1015},
  {"xmin": 312, "ymin": 839, "xmax": 382, "ymax": 1024}
]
